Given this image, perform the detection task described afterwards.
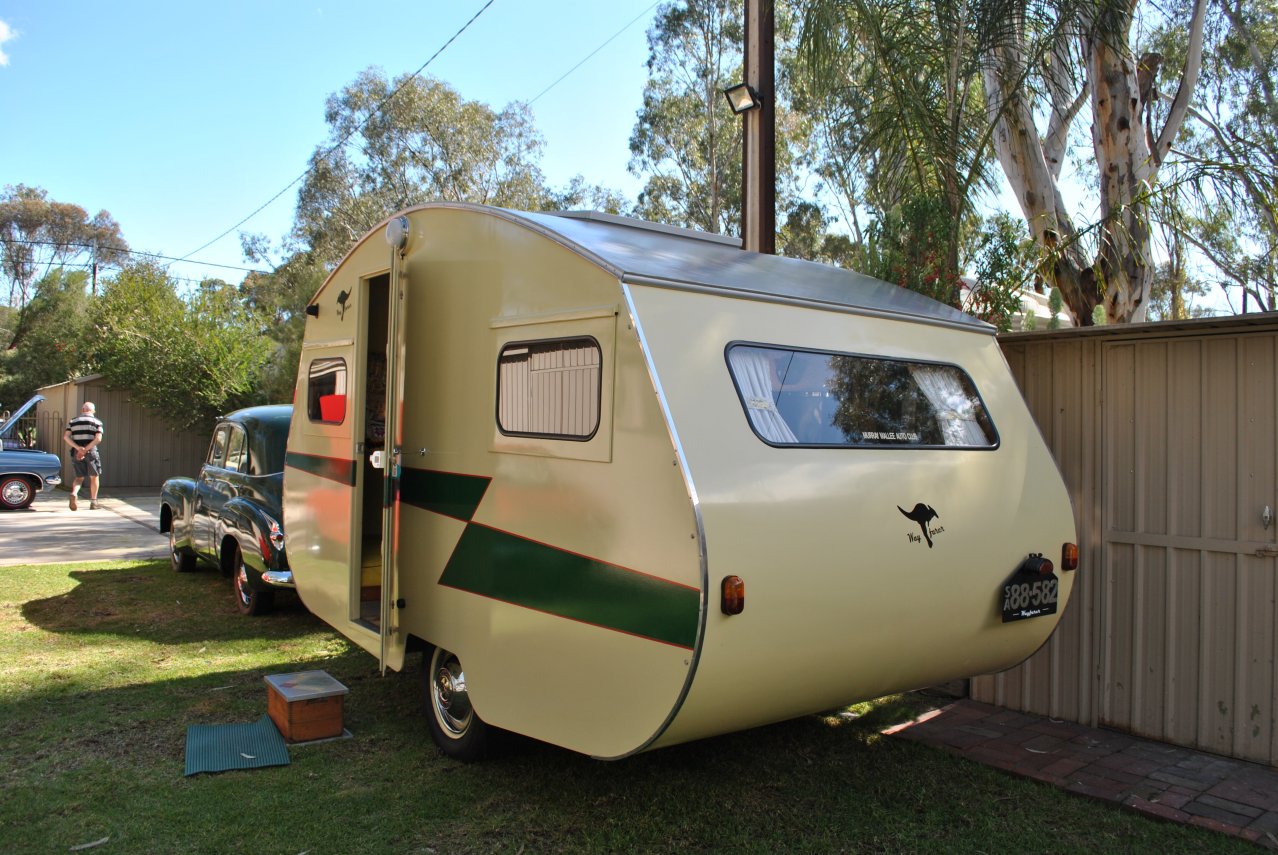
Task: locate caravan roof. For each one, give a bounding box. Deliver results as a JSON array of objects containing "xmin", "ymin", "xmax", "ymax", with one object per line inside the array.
[{"xmin": 455, "ymin": 205, "xmax": 989, "ymax": 333}]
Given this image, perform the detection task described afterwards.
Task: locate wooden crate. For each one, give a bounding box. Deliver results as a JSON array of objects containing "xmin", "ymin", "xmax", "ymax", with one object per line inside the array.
[{"xmin": 264, "ymin": 671, "xmax": 349, "ymax": 743}]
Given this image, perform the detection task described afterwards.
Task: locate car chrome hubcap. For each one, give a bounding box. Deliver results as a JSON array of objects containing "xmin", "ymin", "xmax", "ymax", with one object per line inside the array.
[
  {"xmin": 2, "ymin": 481, "xmax": 29, "ymax": 505},
  {"xmin": 431, "ymin": 651, "xmax": 473, "ymax": 737},
  {"xmin": 236, "ymin": 566, "xmax": 251, "ymax": 606}
]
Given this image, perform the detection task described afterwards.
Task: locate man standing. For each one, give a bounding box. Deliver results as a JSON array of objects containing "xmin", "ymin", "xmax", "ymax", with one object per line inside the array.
[{"xmin": 64, "ymin": 401, "xmax": 104, "ymax": 511}]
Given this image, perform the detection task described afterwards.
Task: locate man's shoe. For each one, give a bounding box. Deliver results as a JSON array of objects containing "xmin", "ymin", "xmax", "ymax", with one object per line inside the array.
[
  {"xmin": 69, "ymin": 495, "xmax": 77, "ymax": 511},
  {"xmin": 89, "ymin": 502, "xmax": 101, "ymax": 510}
]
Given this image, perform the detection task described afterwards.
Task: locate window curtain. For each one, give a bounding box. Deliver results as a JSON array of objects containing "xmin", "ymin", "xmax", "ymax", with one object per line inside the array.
[
  {"xmin": 909, "ymin": 365, "xmax": 987, "ymax": 446},
  {"xmin": 729, "ymin": 349, "xmax": 798, "ymax": 443}
]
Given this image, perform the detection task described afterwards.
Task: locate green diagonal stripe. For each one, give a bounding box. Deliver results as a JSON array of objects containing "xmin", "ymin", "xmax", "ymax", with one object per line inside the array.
[
  {"xmin": 285, "ymin": 452, "xmax": 357, "ymax": 486},
  {"xmin": 440, "ymin": 524, "xmax": 699, "ymax": 649},
  {"xmin": 400, "ymin": 467, "xmax": 491, "ymax": 522}
]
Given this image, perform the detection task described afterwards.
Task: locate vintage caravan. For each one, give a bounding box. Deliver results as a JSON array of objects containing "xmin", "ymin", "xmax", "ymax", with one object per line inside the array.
[{"xmin": 283, "ymin": 203, "xmax": 1077, "ymax": 760}]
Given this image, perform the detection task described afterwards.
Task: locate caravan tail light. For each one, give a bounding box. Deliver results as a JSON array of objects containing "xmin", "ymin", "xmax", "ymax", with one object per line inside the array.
[
  {"xmin": 1022, "ymin": 554, "xmax": 1053, "ymax": 575},
  {"xmin": 1062, "ymin": 543, "xmax": 1079, "ymax": 571},
  {"xmin": 721, "ymin": 576, "xmax": 745, "ymax": 615}
]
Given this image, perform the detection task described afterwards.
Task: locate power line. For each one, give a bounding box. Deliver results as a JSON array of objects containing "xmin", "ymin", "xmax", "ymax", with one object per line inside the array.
[
  {"xmin": 174, "ymin": 0, "xmax": 498, "ymax": 265},
  {"xmin": 529, "ymin": 2, "xmax": 658, "ymax": 105},
  {"xmin": 0, "ymin": 238, "xmax": 269, "ymax": 274}
]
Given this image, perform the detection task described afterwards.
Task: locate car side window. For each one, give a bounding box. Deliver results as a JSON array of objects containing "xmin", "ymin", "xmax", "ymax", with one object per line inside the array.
[
  {"xmin": 206, "ymin": 426, "xmax": 230, "ymax": 467},
  {"xmin": 224, "ymin": 426, "xmax": 248, "ymax": 473}
]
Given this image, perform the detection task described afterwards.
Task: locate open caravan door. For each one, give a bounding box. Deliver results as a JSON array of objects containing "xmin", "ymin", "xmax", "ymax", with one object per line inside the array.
[{"xmin": 377, "ymin": 218, "xmax": 411, "ymax": 673}]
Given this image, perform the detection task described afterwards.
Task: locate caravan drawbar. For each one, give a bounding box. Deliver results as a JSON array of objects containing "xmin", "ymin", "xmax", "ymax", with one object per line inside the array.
[{"xmin": 282, "ymin": 203, "xmax": 1077, "ymax": 760}]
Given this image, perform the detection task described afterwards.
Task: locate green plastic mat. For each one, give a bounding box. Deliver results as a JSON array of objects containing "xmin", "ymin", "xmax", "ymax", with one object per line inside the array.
[{"xmin": 184, "ymin": 715, "xmax": 290, "ymax": 776}]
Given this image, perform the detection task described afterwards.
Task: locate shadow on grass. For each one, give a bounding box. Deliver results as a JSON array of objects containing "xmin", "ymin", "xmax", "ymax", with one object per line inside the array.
[{"xmin": 20, "ymin": 560, "xmax": 317, "ymax": 643}]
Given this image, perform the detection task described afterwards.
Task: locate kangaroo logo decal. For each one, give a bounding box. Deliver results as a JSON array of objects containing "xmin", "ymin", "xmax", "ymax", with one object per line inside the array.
[{"xmin": 898, "ymin": 503, "xmax": 943, "ymax": 548}]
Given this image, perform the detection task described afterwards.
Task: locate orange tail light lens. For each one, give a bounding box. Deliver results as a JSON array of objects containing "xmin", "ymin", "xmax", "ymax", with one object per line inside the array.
[
  {"xmin": 721, "ymin": 575, "xmax": 745, "ymax": 615},
  {"xmin": 1062, "ymin": 543, "xmax": 1079, "ymax": 571}
]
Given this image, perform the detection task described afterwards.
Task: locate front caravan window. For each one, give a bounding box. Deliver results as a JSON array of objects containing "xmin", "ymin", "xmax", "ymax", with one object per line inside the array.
[
  {"xmin": 497, "ymin": 338, "xmax": 601, "ymax": 440},
  {"xmin": 727, "ymin": 344, "xmax": 997, "ymax": 449},
  {"xmin": 307, "ymin": 357, "xmax": 348, "ymax": 425}
]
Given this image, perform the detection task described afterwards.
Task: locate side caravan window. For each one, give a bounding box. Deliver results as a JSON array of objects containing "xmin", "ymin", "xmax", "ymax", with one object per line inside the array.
[
  {"xmin": 497, "ymin": 337, "xmax": 602, "ymax": 440},
  {"xmin": 490, "ymin": 309, "xmax": 617, "ymax": 464},
  {"xmin": 308, "ymin": 357, "xmax": 348, "ymax": 425},
  {"xmin": 726, "ymin": 343, "xmax": 998, "ymax": 449}
]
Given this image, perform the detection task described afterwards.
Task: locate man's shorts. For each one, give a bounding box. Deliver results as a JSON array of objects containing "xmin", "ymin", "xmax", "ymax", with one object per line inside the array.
[{"xmin": 72, "ymin": 449, "xmax": 102, "ymax": 477}]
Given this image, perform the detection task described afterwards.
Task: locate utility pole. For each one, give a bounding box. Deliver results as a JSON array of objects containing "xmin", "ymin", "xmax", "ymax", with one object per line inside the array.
[
  {"xmin": 91, "ymin": 237, "xmax": 98, "ymax": 296},
  {"xmin": 742, "ymin": 0, "xmax": 776, "ymax": 254}
]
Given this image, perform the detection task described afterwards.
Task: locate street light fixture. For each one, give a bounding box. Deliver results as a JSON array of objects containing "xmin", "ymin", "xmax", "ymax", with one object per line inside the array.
[{"xmin": 723, "ymin": 83, "xmax": 761, "ymax": 114}]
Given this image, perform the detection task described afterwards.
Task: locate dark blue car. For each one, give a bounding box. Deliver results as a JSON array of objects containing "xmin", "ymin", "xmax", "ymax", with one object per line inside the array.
[{"xmin": 159, "ymin": 405, "xmax": 293, "ymax": 615}]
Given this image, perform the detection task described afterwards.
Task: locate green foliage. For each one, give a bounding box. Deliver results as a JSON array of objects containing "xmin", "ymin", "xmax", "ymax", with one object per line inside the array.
[
  {"xmin": 0, "ymin": 269, "xmax": 96, "ymax": 405},
  {"xmin": 0, "ymin": 184, "xmax": 127, "ymax": 307},
  {"xmin": 629, "ymin": 0, "xmax": 745, "ymax": 234},
  {"xmin": 238, "ymin": 246, "xmax": 329, "ymax": 403},
  {"xmin": 295, "ymin": 69, "xmax": 551, "ymax": 265},
  {"xmin": 855, "ymin": 196, "xmax": 964, "ymax": 306},
  {"xmin": 778, "ymin": 201, "xmax": 855, "ymax": 263},
  {"xmin": 797, "ymin": 0, "xmax": 1005, "ymax": 274},
  {"xmin": 966, "ymin": 213, "xmax": 1036, "ymax": 332},
  {"xmin": 94, "ymin": 262, "xmax": 272, "ymax": 431},
  {"xmin": 1047, "ymin": 287, "xmax": 1064, "ymax": 329},
  {"xmin": 1149, "ymin": 0, "xmax": 1277, "ymax": 313}
]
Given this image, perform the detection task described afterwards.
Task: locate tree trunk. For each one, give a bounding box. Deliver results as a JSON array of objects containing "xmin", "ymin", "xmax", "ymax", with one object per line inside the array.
[{"xmin": 985, "ymin": 49, "xmax": 1098, "ymax": 325}]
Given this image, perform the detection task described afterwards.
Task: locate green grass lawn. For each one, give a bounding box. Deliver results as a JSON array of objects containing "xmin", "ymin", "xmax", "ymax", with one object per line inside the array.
[{"xmin": 0, "ymin": 559, "xmax": 1254, "ymax": 854}]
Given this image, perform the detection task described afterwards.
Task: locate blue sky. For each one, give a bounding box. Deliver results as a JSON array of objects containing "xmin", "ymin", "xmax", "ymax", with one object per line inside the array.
[{"xmin": 0, "ymin": 1, "xmax": 660, "ymax": 285}]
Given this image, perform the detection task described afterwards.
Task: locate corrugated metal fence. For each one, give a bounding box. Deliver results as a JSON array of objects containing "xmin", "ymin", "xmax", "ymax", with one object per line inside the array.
[
  {"xmin": 974, "ymin": 314, "xmax": 1278, "ymax": 766},
  {"xmin": 36, "ymin": 376, "xmax": 211, "ymax": 487}
]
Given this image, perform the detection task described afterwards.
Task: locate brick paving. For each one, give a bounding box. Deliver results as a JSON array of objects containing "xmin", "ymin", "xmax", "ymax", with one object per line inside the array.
[{"xmin": 888, "ymin": 699, "xmax": 1278, "ymax": 849}]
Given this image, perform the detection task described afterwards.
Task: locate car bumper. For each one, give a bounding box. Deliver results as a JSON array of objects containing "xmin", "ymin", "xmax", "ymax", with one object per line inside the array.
[
  {"xmin": 43, "ymin": 475, "xmax": 61, "ymax": 489},
  {"xmin": 260, "ymin": 569, "xmax": 295, "ymax": 589}
]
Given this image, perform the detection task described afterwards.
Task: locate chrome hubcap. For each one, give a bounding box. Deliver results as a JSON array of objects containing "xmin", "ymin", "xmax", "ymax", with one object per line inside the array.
[
  {"xmin": 431, "ymin": 651, "xmax": 473, "ymax": 737},
  {"xmin": 2, "ymin": 480, "xmax": 30, "ymax": 506},
  {"xmin": 236, "ymin": 565, "xmax": 251, "ymax": 606}
]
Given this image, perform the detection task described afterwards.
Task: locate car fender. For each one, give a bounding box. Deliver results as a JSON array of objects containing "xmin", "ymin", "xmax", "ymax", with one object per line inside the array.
[
  {"xmin": 160, "ymin": 478, "xmax": 198, "ymax": 546},
  {"xmin": 220, "ymin": 497, "xmax": 286, "ymax": 574}
]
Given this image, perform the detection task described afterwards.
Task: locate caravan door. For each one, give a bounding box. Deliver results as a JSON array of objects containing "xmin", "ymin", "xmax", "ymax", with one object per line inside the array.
[{"xmin": 375, "ymin": 245, "xmax": 409, "ymax": 673}]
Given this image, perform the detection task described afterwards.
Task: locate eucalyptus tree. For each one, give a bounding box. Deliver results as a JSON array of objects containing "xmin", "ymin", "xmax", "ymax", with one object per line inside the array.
[
  {"xmin": 799, "ymin": 0, "xmax": 1209, "ymax": 325},
  {"xmin": 630, "ymin": 0, "xmax": 747, "ymax": 234},
  {"xmin": 0, "ymin": 184, "xmax": 127, "ymax": 307},
  {"xmin": 294, "ymin": 69, "xmax": 550, "ymax": 265},
  {"xmin": 1149, "ymin": 0, "xmax": 1277, "ymax": 313}
]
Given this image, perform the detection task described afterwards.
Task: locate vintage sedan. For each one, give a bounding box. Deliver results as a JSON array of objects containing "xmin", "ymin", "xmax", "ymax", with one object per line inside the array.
[
  {"xmin": 0, "ymin": 395, "xmax": 62, "ymax": 510},
  {"xmin": 160, "ymin": 405, "xmax": 293, "ymax": 615}
]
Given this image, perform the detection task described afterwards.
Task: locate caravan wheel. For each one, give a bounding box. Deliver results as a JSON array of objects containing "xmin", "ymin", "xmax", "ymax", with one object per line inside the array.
[{"xmin": 423, "ymin": 646, "xmax": 490, "ymax": 762}]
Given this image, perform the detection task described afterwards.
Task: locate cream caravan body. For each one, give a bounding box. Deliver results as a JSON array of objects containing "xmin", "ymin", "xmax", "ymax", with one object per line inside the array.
[{"xmin": 283, "ymin": 203, "xmax": 1077, "ymax": 759}]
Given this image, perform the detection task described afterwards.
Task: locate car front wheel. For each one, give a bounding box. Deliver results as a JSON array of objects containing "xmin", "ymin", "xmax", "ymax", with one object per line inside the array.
[
  {"xmin": 0, "ymin": 475, "xmax": 35, "ymax": 510},
  {"xmin": 233, "ymin": 547, "xmax": 275, "ymax": 616}
]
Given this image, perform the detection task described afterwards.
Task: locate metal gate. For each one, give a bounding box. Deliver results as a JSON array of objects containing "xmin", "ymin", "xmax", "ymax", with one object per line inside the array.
[{"xmin": 973, "ymin": 316, "xmax": 1278, "ymax": 765}]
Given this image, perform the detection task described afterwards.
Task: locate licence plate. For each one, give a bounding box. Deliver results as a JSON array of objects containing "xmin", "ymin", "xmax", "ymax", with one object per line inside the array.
[{"xmin": 1001, "ymin": 572, "xmax": 1059, "ymax": 623}]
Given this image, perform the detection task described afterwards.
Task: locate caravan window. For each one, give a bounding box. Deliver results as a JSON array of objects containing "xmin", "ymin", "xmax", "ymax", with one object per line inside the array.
[
  {"xmin": 497, "ymin": 338, "xmax": 601, "ymax": 440},
  {"xmin": 726, "ymin": 344, "xmax": 997, "ymax": 449},
  {"xmin": 307, "ymin": 357, "xmax": 348, "ymax": 425}
]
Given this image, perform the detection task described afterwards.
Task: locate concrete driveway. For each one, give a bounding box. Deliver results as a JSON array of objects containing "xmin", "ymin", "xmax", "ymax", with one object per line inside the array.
[{"xmin": 0, "ymin": 487, "xmax": 168, "ymax": 566}]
